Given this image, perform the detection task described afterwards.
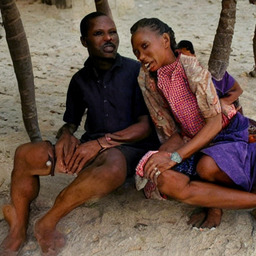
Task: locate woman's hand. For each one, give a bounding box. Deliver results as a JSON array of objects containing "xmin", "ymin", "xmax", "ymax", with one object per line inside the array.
[{"xmin": 144, "ymin": 151, "xmax": 176, "ymax": 181}]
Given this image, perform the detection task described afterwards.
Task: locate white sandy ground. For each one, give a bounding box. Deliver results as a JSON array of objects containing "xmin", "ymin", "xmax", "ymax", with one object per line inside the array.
[{"xmin": 0, "ymin": 0, "xmax": 256, "ymax": 255}]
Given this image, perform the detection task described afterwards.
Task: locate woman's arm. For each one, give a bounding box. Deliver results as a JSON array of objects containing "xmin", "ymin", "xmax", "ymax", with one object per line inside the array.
[
  {"xmin": 176, "ymin": 113, "xmax": 222, "ymax": 160},
  {"xmin": 159, "ymin": 132, "xmax": 184, "ymax": 152},
  {"xmin": 221, "ymin": 80, "xmax": 243, "ymax": 105},
  {"xmin": 143, "ymin": 113, "xmax": 222, "ymax": 180}
]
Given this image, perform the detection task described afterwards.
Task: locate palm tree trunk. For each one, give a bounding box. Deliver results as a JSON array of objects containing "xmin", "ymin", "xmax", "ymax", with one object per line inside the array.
[
  {"xmin": 42, "ymin": 0, "xmax": 72, "ymax": 9},
  {"xmin": 0, "ymin": 0, "xmax": 42, "ymax": 142},
  {"xmin": 253, "ymin": 24, "xmax": 256, "ymax": 67},
  {"xmin": 95, "ymin": 0, "xmax": 113, "ymax": 19},
  {"xmin": 208, "ymin": 0, "xmax": 237, "ymax": 80}
]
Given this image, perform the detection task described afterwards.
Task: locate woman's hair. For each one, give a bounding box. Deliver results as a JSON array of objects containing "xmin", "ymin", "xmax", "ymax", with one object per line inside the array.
[{"xmin": 130, "ymin": 18, "xmax": 178, "ymax": 56}]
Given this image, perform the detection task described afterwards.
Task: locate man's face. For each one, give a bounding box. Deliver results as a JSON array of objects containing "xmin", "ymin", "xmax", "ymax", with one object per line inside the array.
[{"xmin": 82, "ymin": 16, "xmax": 119, "ymax": 59}]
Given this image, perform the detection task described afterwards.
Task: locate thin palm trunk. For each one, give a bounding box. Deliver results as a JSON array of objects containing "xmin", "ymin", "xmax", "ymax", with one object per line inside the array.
[
  {"xmin": 0, "ymin": 0, "xmax": 42, "ymax": 142},
  {"xmin": 253, "ymin": 25, "xmax": 256, "ymax": 67},
  {"xmin": 208, "ymin": 0, "xmax": 237, "ymax": 80},
  {"xmin": 95, "ymin": 0, "xmax": 113, "ymax": 20},
  {"xmin": 42, "ymin": 0, "xmax": 72, "ymax": 9}
]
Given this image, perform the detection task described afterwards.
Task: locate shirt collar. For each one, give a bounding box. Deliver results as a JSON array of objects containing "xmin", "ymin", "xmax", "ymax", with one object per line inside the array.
[
  {"xmin": 157, "ymin": 57, "xmax": 179, "ymax": 78},
  {"xmin": 84, "ymin": 53, "xmax": 122, "ymax": 73}
]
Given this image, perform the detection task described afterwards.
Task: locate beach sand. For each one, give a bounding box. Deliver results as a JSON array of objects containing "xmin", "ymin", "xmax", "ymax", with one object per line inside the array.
[{"xmin": 1, "ymin": 0, "xmax": 256, "ymax": 255}]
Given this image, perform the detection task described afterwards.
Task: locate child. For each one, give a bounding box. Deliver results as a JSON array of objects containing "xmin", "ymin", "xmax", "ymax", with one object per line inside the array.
[{"xmin": 176, "ymin": 40, "xmax": 256, "ymax": 140}]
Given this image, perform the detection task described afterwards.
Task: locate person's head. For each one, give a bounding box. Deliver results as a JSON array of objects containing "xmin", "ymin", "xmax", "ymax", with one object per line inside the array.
[
  {"xmin": 130, "ymin": 18, "xmax": 177, "ymax": 72},
  {"xmin": 80, "ymin": 12, "xmax": 119, "ymax": 61},
  {"xmin": 176, "ymin": 40, "xmax": 195, "ymax": 56}
]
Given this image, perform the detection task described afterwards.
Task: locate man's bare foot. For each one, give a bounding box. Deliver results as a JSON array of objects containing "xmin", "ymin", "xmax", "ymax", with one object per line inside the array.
[
  {"xmin": 0, "ymin": 204, "xmax": 26, "ymax": 254},
  {"xmin": 34, "ymin": 218, "xmax": 66, "ymax": 256},
  {"xmin": 187, "ymin": 207, "xmax": 223, "ymax": 229}
]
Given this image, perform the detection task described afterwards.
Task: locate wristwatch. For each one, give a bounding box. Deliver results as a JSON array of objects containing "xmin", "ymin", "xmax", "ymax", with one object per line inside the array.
[{"xmin": 170, "ymin": 152, "xmax": 182, "ymax": 164}]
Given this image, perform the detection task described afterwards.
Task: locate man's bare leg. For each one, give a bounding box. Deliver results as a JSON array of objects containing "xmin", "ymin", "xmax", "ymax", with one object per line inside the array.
[
  {"xmin": 34, "ymin": 148, "xmax": 127, "ymax": 255},
  {"xmin": 0, "ymin": 141, "xmax": 53, "ymax": 254}
]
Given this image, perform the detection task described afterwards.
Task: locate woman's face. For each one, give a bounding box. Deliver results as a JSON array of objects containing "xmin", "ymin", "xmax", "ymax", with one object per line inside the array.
[{"xmin": 131, "ymin": 27, "xmax": 173, "ymax": 72}]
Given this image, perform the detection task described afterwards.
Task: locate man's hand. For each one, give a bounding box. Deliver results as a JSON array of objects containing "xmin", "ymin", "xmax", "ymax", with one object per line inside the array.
[
  {"xmin": 55, "ymin": 132, "xmax": 80, "ymax": 173},
  {"xmin": 66, "ymin": 140, "xmax": 102, "ymax": 175}
]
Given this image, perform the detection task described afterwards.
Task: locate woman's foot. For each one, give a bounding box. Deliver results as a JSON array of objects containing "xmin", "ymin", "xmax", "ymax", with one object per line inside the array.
[{"xmin": 187, "ymin": 207, "xmax": 223, "ymax": 229}]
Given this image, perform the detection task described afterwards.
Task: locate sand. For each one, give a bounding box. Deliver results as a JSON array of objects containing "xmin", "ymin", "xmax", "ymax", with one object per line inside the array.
[{"xmin": 0, "ymin": 0, "xmax": 256, "ymax": 255}]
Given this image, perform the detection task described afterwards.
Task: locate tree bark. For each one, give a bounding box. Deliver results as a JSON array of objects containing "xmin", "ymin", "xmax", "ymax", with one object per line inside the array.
[
  {"xmin": 95, "ymin": 0, "xmax": 113, "ymax": 20},
  {"xmin": 0, "ymin": 0, "xmax": 42, "ymax": 142},
  {"xmin": 253, "ymin": 25, "xmax": 256, "ymax": 67},
  {"xmin": 250, "ymin": 0, "xmax": 256, "ymax": 69},
  {"xmin": 208, "ymin": 0, "xmax": 237, "ymax": 80},
  {"xmin": 41, "ymin": 0, "xmax": 72, "ymax": 9}
]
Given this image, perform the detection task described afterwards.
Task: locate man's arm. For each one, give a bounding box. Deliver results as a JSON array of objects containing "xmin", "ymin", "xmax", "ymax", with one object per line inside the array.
[
  {"xmin": 56, "ymin": 123, "xmax": 78, "ymax": 139},
  {"xmin": 100, "ymin": 115, "xmax": 152, "ymax": 147},
  {"xmin": 67, "ymin": 115, "xmax": 153, "ymax": 175}
]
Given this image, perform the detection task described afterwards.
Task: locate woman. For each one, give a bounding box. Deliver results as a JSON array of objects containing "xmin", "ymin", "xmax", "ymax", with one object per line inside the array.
[{"xmin": 128, "ymin": 17, "xmax": 256, "ymax": 228}]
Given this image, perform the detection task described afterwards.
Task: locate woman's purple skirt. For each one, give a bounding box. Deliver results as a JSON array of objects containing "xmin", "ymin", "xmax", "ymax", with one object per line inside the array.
[{"xmin": 202, "ymin": 113, "xmax": 256, "ymax": 191}]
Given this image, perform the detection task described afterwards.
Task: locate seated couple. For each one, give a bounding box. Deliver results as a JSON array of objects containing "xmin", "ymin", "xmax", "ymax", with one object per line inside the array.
[{"xmin": 1, "ymin": 13, "xmax": 256, "ymax": 256}]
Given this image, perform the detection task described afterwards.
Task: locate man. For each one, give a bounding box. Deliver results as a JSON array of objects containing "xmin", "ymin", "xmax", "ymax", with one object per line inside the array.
[{"xmin": 0, "ymin": 12, "xmax": 159, "ymax": 255}]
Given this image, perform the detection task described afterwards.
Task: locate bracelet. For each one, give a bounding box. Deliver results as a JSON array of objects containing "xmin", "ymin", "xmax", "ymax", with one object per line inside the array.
[
  {"xmin": 96, "ymin": 138, "xmax": 104, "ymax": 151},
  {"xmin": 170, "ymin": 152, "xmax": 182, "ymax": 164}
]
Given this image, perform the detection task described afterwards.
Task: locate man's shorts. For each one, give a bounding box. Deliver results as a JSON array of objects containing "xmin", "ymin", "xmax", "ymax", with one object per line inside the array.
[{"xmin": 116, "ymin": 145, "xmax": 149, "ymax": 177}]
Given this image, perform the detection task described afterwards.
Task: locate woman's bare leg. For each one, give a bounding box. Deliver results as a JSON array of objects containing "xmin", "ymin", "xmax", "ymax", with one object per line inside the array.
[{"xmin": 157, "ymin": 169, "xmax": 256, "ymax": 209}]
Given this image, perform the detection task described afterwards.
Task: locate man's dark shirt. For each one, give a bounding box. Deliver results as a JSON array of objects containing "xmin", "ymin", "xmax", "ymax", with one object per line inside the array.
[{"xmin": 63, "ymin": 54, "xmax": 159, "ymax": 148}]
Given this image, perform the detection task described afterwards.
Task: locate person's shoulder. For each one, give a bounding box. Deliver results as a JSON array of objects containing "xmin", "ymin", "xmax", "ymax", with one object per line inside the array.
[
  {"xmin": 117, "ymin": 55, "xmax": 141, "ymax": 78},
  {"xmin": 119, "ymin": 55, "xmax": 141, "ymax": 69},
  {"xmin": 71, "ymin": 60, "xmax": 90, "ymax": 80}
]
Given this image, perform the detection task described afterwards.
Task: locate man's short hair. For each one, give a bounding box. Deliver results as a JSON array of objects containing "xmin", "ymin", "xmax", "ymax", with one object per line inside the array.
[
  {"xmin": 177, "ymin": 40, "xmax": 195, "ymax": 54},
  {"xmin": 80, "ymin": 12, "xmax": 107, "ymax": 38}
]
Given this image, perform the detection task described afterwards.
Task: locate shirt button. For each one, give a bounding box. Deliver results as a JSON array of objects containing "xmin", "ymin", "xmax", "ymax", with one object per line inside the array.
[
  {"xmin": 104, "ymin": 99, "xmax": 107, "ymax": 103},
  {"xmin": 105, "ymin": 113, "xmax": 109, "ymax": 117},
  {"xmin": 103, "ymin": 85, "xmax": 107, "ymax": 89}
]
